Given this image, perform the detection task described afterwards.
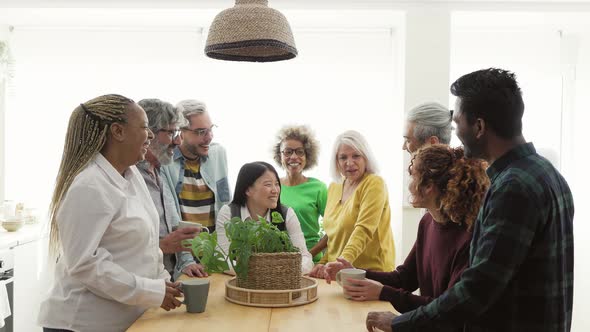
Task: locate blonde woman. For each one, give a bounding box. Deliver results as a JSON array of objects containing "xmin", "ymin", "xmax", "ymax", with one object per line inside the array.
[
  {"xmin": 38, "ymin": 95, "xmax": 182, "ymax": 332},
  {"xmin": 325, "ymin": 145, "xmax": 489, "ymax": 316},
  {"xmin": 309, "ymin": 130, "xmax": 395, "ymax": 277}
]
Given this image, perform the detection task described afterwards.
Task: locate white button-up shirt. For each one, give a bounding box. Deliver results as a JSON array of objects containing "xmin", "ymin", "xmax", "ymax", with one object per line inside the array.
[
  {"xmin": 38, "ymin": 153, "xmax": 168, "ymax": 332},
  {"xmin": 216, "ymin": 205, "xmax": 314, "ymax": 274}
]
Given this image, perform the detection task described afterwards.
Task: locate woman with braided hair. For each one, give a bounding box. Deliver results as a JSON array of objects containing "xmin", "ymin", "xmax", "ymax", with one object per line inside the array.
[
  {"xmin": 324, "ymin": 144, "xmax": 489, "ymax": 316},
  {"xmin": 38, "ymin": 94, "xmax": 183, "ymax": 332}
]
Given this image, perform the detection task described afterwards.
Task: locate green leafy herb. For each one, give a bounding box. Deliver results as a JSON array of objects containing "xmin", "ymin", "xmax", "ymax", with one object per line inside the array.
[
  {"xmin": 270, "ymin": 211, "xmax": 284, "ymax": 224},
  {"xmin": 190, "ymin": 214, "xmax": 298, "ymax": 280},
  {"xmin": 190, "ymin": 232, "xmax": 229, "ymax": 273}
]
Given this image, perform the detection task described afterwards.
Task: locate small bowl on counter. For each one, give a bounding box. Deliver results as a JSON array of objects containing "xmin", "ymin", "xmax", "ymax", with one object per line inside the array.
[{"xmin": 1, "ymin": 218, "xmax": 25, "ymax": 232}]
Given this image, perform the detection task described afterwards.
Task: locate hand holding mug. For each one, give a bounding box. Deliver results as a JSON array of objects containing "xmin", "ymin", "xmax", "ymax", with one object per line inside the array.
[
  {"xmin": 178, "ymin": 221, "xmax": 210, "ymax": 250},
  {"xmin": 342, "ymin": 278, "xmax": 383, "ymax": 301},
  {"xmin": 160, "ymin": 281, "xmax": 182, "ymax": 311},
  {"xmin": 334, "ymin": 268, "xmax": 366, "ymax": 299},
  {"xmin": 324, "ymin": 257, "xmax": 354, "ymax": 284},
  {"xmin": 160, "ymin": 225, "xmax": 202, "ymax": 254}
]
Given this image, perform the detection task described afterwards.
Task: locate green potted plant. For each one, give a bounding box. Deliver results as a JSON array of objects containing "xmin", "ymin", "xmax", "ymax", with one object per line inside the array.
[{"xmin": 190, "ymin": 211, "xmax": 302, "ymax": 290}]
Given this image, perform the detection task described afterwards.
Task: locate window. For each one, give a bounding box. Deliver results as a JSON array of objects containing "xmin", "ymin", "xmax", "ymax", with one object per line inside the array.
[{"xmin": 4, "ymin": 13, "xmax": 403, "ymax": 220}]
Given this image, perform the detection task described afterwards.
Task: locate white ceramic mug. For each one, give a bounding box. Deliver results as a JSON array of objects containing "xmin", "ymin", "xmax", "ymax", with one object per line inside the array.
[
  {"xmin": 335, "ymin": 268, "xmax": 366, "ymax": 299},
  {"xmin": 178, "ymin": 221, "xmax": 210, "ymax": 233},
  {"xmin": 178, "ymin": 221, "xmax": 209, "ymax": 248}
]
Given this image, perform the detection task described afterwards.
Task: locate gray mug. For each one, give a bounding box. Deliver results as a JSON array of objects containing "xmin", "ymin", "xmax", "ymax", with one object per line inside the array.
[{"xmin": 181, "ymin": 279, "xmax": 210, "ymax": 313}]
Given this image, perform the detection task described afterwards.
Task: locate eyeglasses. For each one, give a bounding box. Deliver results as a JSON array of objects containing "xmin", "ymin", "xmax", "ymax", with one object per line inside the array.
[
  {"xmin": 158, "ymin": 129, "xmax": 181, "ymax": 140},
  {"xmin": 281, "ymin": 148, "xmax": 305, "ymax": 157},
  {"xmin": 182, "ymin": 124, "xmax": 217, "ymax": 137}
]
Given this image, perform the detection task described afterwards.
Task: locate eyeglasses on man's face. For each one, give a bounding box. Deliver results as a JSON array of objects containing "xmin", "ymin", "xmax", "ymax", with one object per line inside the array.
[
  {"xmin": 158, "ymin": 128, "xmax": 181, "ymax": 140},
  {"xmin": 281, "ymin": 148, "xmax": 305, "ymax": 157},
  {"xmin": 182, "ymin": 124, "xmax": 217, "ymax": 137}
]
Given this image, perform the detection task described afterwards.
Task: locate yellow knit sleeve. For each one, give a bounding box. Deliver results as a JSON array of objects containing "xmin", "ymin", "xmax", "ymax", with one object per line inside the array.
[{"xmin": 340, "ymin": 175, "xmax": 388, "ymax": 263}]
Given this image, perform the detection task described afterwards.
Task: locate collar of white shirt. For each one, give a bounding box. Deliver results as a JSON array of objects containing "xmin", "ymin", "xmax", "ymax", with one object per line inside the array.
[
  {"xmin": 95, "ymin": 153, "xmax": 132, "ymax": 191},
  {"xmin": 240, "ymin": 205, "xmax": 270, "ymax": 221}
]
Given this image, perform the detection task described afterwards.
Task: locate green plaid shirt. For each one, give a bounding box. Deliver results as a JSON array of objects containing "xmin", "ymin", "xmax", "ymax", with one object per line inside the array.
[{"xmin": 392, "ymin": 143, "xmax": 574, "ymax": 332}]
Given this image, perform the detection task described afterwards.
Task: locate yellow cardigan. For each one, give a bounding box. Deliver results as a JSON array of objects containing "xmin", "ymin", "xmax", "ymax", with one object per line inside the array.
[{"xmin": 319, "ymin": 174, "xmax": 395, "ymax": 271}]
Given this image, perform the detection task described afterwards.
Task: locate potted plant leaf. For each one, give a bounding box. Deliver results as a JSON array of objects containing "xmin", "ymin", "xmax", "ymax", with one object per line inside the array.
[{"xmin": 190, "ymin": 211, "xmax": 302, "ymax": 290}]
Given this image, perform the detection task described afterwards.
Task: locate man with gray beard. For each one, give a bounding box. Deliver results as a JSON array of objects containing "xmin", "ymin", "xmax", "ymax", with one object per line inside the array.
[{"xmin": 137, "ymin": 99, "xmax": 207, "ymax": 280}]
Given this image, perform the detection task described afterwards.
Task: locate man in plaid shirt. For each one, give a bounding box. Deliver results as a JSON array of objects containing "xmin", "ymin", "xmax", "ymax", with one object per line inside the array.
[{"xmin": 367, "ymin": 68, "xmax": 574, "ymax": 332}]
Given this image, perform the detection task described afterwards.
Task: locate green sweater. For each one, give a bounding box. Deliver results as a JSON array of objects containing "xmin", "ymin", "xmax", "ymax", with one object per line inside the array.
[{"xmin": 280, "ymin": 177, "xmax": 328, "ymax": 262}]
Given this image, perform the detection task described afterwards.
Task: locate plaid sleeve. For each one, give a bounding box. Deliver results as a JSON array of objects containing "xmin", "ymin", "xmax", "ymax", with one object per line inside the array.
[{"xmin": 392, "ymin": 176, "xmax": 542, "ymax": 331}]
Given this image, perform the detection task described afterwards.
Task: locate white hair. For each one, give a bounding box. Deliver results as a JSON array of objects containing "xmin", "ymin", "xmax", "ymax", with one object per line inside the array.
[
  {"xmin": 329, "ymin": 130, "xmax": 379, "ymax": 182},
  {"xmin": 176, "ymin": 99, "xmax": 207, "ymax": 126},
  {"xmin": 407, "ymin": 102, "xmax": 452, "ymax": 144}
]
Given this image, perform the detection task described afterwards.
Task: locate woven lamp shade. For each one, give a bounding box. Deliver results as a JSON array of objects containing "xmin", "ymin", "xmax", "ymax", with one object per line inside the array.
[{"xmin": 205, "ymin": 0, "xmax": 297, "ymax": 62}]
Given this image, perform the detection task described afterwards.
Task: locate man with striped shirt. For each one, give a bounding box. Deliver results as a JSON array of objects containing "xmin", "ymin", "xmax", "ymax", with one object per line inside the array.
[
  {"xmin": 367, "ymin": 68, "xmax": 574, "ymax": 332},
  {"xmin": 137, "ymin": 98, "xmax": 206, "ymax": 279},
  {"xmin": 163, "ymin": 99, "xmax": 231, "ymax": 233}
]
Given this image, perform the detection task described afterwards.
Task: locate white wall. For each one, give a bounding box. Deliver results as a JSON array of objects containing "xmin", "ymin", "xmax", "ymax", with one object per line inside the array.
[
  {"xmin": 400, "ymin": 6, "xmax": 451, "ymax": 268},
  {"xmin": 3, "ymin": 14, "xmax": 404, "ymax": 214},
  {"xmin": 563, "ymin": 31, "xmax": 590, "ymax": 332},
  {"xmin": 450, "ymin": 12, "xmax": 589, "ymax": 331},
  {"xmin": 0, "ymin": 3, "xmax": 589, "ymax": 332}
]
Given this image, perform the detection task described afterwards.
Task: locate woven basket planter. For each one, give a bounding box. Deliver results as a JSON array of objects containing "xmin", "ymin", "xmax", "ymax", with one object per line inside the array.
[{"xmin": 236, "ymin": 252, "xmax": 301, "ymax": 290}]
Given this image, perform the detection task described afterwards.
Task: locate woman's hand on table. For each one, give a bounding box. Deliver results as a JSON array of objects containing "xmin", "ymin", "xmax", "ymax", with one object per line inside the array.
[
  {"xmin": 343, "ymin": 278, "xmax": 383, "ymax": 301},
  {"xmin": 324, "ymin": 257, "xmax": 354, "ymax": 284},
  {"xmin": 182, "ymin": 263, "xmax": 208, "ymax": 277},
  {"xmin": 308, "ymin": 264, "xmax": 326, "ymax": 278},
  {"xmin": 160, "ymin": 281, "xmax": 183, "ymax": 311}
]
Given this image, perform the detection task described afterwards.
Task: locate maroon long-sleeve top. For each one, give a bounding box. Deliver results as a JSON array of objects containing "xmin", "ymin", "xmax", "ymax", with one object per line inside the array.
[{"xmin": 365, "ymin": 212, "xmax": 471, "ymax": 313}]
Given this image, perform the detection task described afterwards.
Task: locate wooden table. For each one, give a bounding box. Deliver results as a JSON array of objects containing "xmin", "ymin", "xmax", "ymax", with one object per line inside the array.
[{"xmin": 128, "ymin": 274, "xmax": 397, "ymax": 332}]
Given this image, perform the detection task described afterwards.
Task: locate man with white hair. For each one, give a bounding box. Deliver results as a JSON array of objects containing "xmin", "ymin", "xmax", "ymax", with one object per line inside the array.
[
  {"xmin": 137, "ymin": 98, "xmax": 207, "ymax": 279},
  {"xmin": 164, "ymin": 99, "xmax": 231, "ymax": 233},
  {"xmin": 402, "ymin": 102, "xmax": 453, "ymax": 153}
]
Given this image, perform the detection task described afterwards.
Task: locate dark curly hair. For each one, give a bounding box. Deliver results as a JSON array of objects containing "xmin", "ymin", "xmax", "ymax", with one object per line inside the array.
[
  {"xmin": 409, "ymin": 144, "xmax": 490, "ymax": 230},
  {"xmin": 272, "ymin": 125, "xmax": 319, "ymax": 171}
]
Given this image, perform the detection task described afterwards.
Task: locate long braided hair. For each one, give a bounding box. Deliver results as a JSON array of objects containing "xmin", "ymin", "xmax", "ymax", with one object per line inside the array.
[
  {"xmin": 49, "ymin": 94, "xmax": 134, "ymax": 255},
  {"xmin": 409, "ymin": 144, "xmax": 490, "ymax": 230}
]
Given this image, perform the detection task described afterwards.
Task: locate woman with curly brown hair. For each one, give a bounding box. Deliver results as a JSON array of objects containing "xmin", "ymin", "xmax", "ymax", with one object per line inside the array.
[
  {"xmin": 324, "ymin": 144, "xmax": 489, "ymax": 314},
  {"xmin": 272, "ymin": 125, "xmax": 328, "ymax": 263}
]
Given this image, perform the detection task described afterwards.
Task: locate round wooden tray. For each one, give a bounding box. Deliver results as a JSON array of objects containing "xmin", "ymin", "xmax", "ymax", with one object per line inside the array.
[{"xmin": 225, "ymin": 276, "xmax": 319, "ymax": 307}]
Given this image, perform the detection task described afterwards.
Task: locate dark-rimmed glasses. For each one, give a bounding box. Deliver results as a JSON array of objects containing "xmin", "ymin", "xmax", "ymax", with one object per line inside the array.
[
  {"xmin": 182, "ymin": 124, "xmax": 217, "ymax": 137},
  {"xmin": 281, "ymin": 148, "xmax": 305, "ymax": 157}
]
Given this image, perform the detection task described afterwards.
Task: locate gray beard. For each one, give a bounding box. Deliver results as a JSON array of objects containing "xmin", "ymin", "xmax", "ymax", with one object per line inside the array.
[
  {"xmin": 152, "ymin": 141, "xmax": 173, "ymax": 165},
  {"xmin": 157, "ymin": 151, "xmax": 173, "ymax": 165}
]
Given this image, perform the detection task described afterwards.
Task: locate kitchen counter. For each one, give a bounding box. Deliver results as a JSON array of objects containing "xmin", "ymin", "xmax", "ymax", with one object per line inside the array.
[{"xmin": 0, "ymin": 223, "xmax": 48, "ymax": 250}]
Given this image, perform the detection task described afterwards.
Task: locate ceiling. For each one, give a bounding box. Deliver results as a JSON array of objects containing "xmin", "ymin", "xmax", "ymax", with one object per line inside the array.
[
  {"xmin": 1, "ymin": 0, "xmax": 590, "ymax": 29},
  {"xmin": 1, "ymin": 0, "xmax": 590, "ymax": 9}
]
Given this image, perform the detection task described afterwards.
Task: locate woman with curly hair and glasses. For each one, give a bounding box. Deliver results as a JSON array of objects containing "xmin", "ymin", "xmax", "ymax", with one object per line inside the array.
[
  {"xmin": 272, "ymin": 125, "xmax": 328, "ymax": 263},
  {"xmin": 325, "ymin": 144, "xmax": 489, "ymax": 315}
]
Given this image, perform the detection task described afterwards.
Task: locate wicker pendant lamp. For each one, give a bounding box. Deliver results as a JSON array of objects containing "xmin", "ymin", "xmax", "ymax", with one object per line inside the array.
[{"xmin": 205, "ymin": 0, "xmax": 297, "ymax": 62}]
